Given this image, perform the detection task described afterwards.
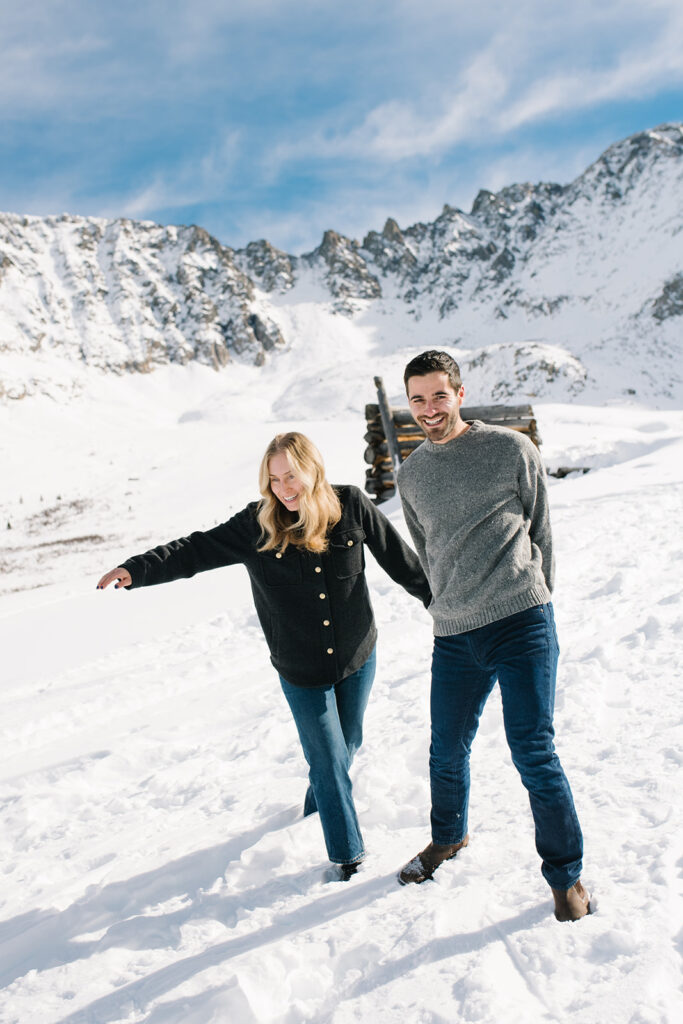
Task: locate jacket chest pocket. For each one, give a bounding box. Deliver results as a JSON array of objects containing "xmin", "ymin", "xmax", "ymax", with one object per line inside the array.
[
  {"xmin": 261, "ymin": 550, "xmax": 303, "ymax": 587},
  {"xmin": 329, "ymin": 529, "xmax": 365, "ymax": 579}
]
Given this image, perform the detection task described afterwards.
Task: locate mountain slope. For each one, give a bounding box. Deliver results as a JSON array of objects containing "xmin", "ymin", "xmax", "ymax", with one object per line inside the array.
[{"xmin": 1, "ymin": 123, "xmax": 681, "ymax": 404}]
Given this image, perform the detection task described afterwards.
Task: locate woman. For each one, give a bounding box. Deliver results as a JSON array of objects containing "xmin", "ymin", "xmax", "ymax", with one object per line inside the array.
[{"xmin": 98, "ymin": 432, "xmax": 430, "ymax": 880}]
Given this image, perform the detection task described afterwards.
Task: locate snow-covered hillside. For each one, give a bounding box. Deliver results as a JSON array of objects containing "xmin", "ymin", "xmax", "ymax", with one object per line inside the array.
[
  {"xmin": 1, "ymin": 324, "xmax": 682, "ymax": 1022},
  {"xmin": 1, "ymin": 118, "xmax": 682, "ymax": 1024},
  {"xmin": 1, "ymin": 123, "xmax": 682, "ymax": 404}
]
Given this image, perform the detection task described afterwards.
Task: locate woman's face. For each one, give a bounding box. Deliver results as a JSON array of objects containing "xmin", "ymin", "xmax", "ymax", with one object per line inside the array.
[{"xmin": 268, "ymin": 452, "xmax": 304, "ymax": 512}]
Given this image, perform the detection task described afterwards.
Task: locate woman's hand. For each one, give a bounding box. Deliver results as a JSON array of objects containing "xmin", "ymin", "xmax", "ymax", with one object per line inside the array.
[{"xmin": 97, "ymin": 567, "xmax": 132, "ymax": 590}]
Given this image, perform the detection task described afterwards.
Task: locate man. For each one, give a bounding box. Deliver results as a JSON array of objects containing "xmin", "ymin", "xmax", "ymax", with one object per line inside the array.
[{"xmin": 396, "ymin": 349, "xmax": 590, "ymax": 922}]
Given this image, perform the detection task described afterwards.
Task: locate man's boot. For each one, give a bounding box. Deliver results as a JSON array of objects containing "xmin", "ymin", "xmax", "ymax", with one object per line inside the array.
[
  {"xmin": 552, "ymin": 880, "xmax": 591, "ymax": 921},
  {"xmin": 398, "ymin": 835, "xmax": 469, "ymax": 885}
]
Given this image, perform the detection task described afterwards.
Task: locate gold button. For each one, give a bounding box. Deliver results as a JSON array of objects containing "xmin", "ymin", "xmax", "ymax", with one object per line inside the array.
[
  {"xmin": 323, "ymin": 619, "xmax": 330, "ymax": 626},
  {"xmin": 315, "ymin": 566, "xmax": 322, "ymax": 573},
  {"xmin": 347, "ymin": 540, "xmax": 354, "ymax": 547},
  {"xmin": 275, "ymin": 552, "xmax": 282, "ymax": 559},
  {"xmin": 319, "ymin": 593, "xmax": 326, "ymax": 599},
  {"xmin": 327, "ymin": 648, "xmax": 334, "ymax": 655}
]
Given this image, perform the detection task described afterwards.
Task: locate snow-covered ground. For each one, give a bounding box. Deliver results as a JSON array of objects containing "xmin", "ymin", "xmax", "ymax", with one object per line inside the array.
[{"xmin": 1, "ymin": 350, "xmax": 682, "ymax": 1023}]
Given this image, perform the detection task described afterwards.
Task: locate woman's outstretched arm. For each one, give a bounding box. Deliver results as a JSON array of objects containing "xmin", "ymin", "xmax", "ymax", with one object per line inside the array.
[{"xmin": 95, "ymin": 503, "xmax": 258, "ymax": 592}]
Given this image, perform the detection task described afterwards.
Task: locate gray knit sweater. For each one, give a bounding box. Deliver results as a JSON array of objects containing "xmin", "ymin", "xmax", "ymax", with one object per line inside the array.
[{"xmin": 397, "ymin": 420, "xmax": 553, "ymax": 635}]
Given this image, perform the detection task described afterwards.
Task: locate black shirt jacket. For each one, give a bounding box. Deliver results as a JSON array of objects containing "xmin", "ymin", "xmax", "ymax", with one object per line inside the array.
[{"xmin": 122, "ymin": 484, "xmax": 431, "ymax": 687}]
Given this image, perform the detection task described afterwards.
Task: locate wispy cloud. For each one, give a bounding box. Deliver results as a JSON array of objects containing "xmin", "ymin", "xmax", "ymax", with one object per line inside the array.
[
  {"xmin": 503, "ymin": 14, "xmax": 683, "ymax": 130},
  {"xmin": 276, "ymin": 51, "xmax": 509, "ymax": 163},
  {"xmin": 0, "ymin": 0, "xmax": 681, "ymax": 252},
  {"xmin": 111, "ymin": 131, "xmax": 245, "ymax": 220},
  {"xmin": 267, "ymin": 1, "xmax": 683, "ymax": 172}
]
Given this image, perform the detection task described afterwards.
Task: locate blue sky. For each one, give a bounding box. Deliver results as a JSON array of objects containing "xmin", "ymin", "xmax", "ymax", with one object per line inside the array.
[{"xmin": 1, "ymin": 0, "xmax": 682, "ymax": 254}]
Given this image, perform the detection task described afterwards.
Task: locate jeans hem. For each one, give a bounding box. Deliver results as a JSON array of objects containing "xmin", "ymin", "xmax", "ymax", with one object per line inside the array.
[
  {"xmin": 546, "ymin": 873, "xmax": 583, "ymax": 891},
  {"xmin": 432, "ymin": 834, "xmax": 467, "ymax": 846},
  {"xmin": 542, "ymin": 862, "xmax": 583, "ymax": 890},
  {"xmin": 329, "ymin": 851, "xmax": 365, "ymax": 866}
]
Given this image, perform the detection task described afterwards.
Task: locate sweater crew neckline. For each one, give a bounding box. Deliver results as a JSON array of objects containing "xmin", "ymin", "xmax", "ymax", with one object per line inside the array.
[{"xmin": 422, "ymin": 420, "xmax": 479, "ymax": 453}]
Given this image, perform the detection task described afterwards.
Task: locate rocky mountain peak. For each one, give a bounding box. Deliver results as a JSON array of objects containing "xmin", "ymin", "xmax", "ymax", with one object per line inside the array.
[
  {"xmin": 470, "ymin": 182, "xmax": 565, "ymax": 239},
  {"xmin": 305, "ymin": 229, "xmax": 381, "ymax": 306},
  {"xmin": 361, "ymin": 219, "xmax": 417, "ymax": 281},
  {"xmin": 1, "ymin": 122, "xmax": 681, "ymax": 402},
  {"xmin": 572, "ymin": 123, "xmax": 683, "ymax": 203},
  {"xmin": 381, "ymin": 218, "xmax": 404, "ymax": 243},
  {"xmin": 234, "ymin": 239, "xmax": 296, "ymax": 293}
]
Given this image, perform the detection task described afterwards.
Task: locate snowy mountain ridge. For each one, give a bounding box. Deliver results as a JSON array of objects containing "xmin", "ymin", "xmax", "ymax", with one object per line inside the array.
[{"xmin": 1, "ymin": 122, "xmax": 682, "ymax": 404}]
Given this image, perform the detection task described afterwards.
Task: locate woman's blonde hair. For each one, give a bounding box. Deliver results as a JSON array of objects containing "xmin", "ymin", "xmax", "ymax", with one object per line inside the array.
[{"xmin": 257, "ymin": 432, "xmax": 342, "ymax": 553}]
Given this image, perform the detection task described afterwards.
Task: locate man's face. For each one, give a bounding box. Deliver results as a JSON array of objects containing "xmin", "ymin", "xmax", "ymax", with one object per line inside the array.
[{"xmin": 407, "ymin": 371, "xmax": 465, "ymax": 444}]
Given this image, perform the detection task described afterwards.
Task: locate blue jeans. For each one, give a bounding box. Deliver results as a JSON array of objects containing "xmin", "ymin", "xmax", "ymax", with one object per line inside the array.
[
  {"xmin": 430, "ymin": 604, "xmax": 583, "ymax": 890},
  {"xmin": 279, "ymin": 649, "xmax": 376, "ymax": 864}
]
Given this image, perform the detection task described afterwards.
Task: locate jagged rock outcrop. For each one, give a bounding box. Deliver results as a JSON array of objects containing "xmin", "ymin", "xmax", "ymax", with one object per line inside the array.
[
  {"xmin": 361, "ymin": 218, "xmax": 419, "ymax": 280},
  {"xmin": 0, "ymin": 215, "xmax": 285, "ymax": 398},
  {"xmin": 234, "ymin": 239, "xmax": 296, "ymax": 293},
  {"xmin": 651, "ymin": 274, "xmax": 683, "ymax": 323},
  {"xmin": 303, "ymin": 229, "xmax": 381, "ymax": 310}
]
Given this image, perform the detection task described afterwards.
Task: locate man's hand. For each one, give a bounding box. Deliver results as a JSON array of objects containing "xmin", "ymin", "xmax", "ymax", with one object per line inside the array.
[{"xmin": 97, "ymin": 567, "xmax": 132, "ymax": 590}]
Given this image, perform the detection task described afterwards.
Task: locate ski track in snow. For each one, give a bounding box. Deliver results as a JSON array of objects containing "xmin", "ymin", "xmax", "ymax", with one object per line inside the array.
[{"xmin": 0, "ymin": 370, "xmax": 682, "ymax": 1024}]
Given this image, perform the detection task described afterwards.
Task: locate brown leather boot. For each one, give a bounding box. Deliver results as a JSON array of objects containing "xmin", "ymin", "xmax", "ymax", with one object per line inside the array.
[
  {"xmin": 398, "ymin": 835, "xmax": 469, "ymax": 885},
  {"xmin": 552, "ymin": 880, "xmax": 591, "ymax": 921}
]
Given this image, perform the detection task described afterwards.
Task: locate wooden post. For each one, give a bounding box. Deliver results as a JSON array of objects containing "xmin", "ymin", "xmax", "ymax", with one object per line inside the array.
[{"xmin": 373, "ymin": 377, "xmax": 402, "ymax": 476}]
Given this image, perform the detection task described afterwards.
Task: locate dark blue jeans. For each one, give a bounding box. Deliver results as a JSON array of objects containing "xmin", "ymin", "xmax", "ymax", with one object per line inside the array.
[
  {"xmin": 430, "ymin": 604, "xmax": 583, "ymax": 890},
  {"xmin": 279, "ymin": 648, "xmax": 376, "ymax": 864}
]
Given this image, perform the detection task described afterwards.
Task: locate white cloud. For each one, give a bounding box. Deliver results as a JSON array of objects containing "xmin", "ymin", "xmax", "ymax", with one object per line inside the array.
[
  {"xmin": 502, "ymin": 17, "xmax": 683, "ymax": 130},
  {"xmin": 266, "ymin": 0, "xmax": 683, "ymax": 171},
  {"xmin": 1, "ymin": 0, "xmax": 680, "ymax": 254},
  {"xmin": 356, "ymin": 53, "xmax": 509, "ymax": 161},
  {"xmin": 266, "ymin": 52, "xmax": 507, "ymax": 171},
  {"xmin": 110, "ymin": 130, "xmax": 244, "ymax": 220}
]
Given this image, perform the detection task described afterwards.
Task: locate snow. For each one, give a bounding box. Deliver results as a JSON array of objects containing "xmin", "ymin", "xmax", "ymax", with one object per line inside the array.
[{"xmin": 1, "ymin": 343, "xmax": 682, "ymax": 1023}]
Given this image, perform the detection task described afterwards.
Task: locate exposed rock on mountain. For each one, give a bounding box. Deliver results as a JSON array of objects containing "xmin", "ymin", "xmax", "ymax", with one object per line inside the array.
[
  {"xmin": 0, "ymin": 216, "xmax": 285, "ymax": 398},
  {"xmin": 1, "ymin": 123, "xmax": 681, "ymax": 402},
  {"xmin": 234, "ymin": 239, "xmax": 295, "ymax": 294},
  {"xmin": 303, "ymin": 230, "xmax": 382, "ymax": 310},
  {"xmin": 361, "ymin": 218, "xmax": 419, "ymax": 281},
  {"xmin": 651, "ymin": 274, "xmax": 683, "ymax": 323}
]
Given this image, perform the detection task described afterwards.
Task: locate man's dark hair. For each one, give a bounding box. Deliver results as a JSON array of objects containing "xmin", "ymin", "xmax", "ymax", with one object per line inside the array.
[{"xmin": 403, "ymin": 350, "xmax": 462, "ymax": 394}]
